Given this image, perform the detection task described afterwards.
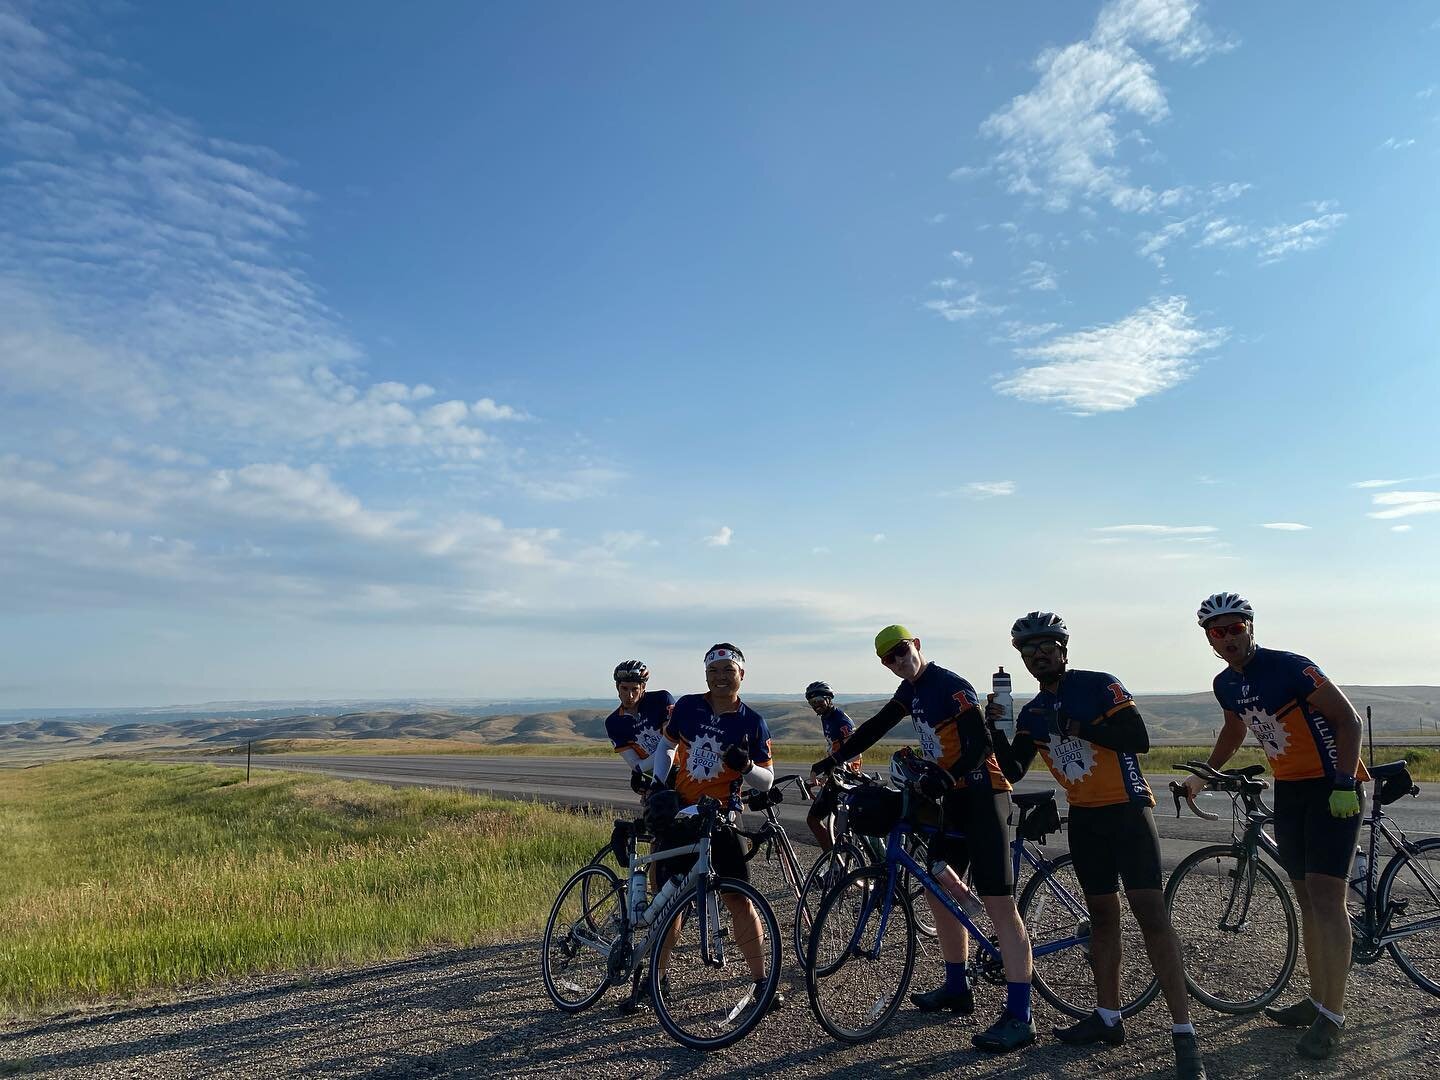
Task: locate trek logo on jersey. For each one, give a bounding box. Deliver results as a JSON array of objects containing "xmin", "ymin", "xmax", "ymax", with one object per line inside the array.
[{"xmin": 686, "ymin": 733, "xmax": 725, "ymax": 780}]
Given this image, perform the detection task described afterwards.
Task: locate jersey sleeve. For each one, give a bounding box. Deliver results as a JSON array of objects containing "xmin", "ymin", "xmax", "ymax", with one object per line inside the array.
[
  {"xmin": 1284, "ymin": 653, "xmax": 1329, "ymax": 698},
  {"xmin": 1018, "ymin": 698, "xmax": 1048, "ymax": 740},
  {"xmin": 663, "ymin": 696, "xmax": 692, "ymax": 744},
  {"xmin": 1093, "ymin": 672, "xmax": 1135, "ymax": 718},
  {"xmin": 834, "ymin": 710, "xmax": 855, "ymax": 742},
  {"xmin": 1211, "ymin": 672, "xmax": 1231, "ymax": 711},
  {"xmin": 946, "ymin": 674, "xmax": 981, "ymax": 718},
  {"xmin": 603, "ymin": 710, "xmax": 631, "ymax": 753}
]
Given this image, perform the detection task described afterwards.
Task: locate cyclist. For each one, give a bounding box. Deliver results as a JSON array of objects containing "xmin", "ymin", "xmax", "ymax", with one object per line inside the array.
[
  {"xmin": 803, "ymin": 680, "xmax": 860, "ymax": 851},
  {"xmin": 648, "ymin": 643, "xmax": 782, "ymax": 1010},
  {"xmin": 987, "ymin": 612, "xmax": 1207, "ymax": 1080},
  {"xmin": 604, "ymin": 659, "xmax": 675, "ymax": 793},
  {"xmin": 1181, "ymin": 592, "xmax": 1367, "ymax": 1061},
  {"xmin": 810, "ymin": 624, "xmax": 1036, "ymax": 1054}
]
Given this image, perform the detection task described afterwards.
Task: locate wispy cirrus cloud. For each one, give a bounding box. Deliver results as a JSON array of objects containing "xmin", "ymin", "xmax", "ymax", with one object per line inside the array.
[
  {"xmin": 1095, "ymin": 524, "xmax": 1218, "ymax": 535},
  {"xmin": 702, "ymin": 525, "xmax": 733, "ymax": 547},
  {"xmin": 940, "ymin": 481, "xmax": 1017, "ymax": 499},
  {"xmin": 1019, "ymin": 260, "xmax": 1059, "ymax": 291},
  {"xmin": 994, "ymin": 296, "xmax": 1225, "ymax": 414},
  {"xmin": 1380, "ymin": 136, "xmax": 1416, "ymax": 150},
  {"xmin": 1367, "ymin": 492, "xmax": 1440, "ymax": 520},
  {"xmin": 1139, "ymin": 200, "xmax": 1346, "ymax": 267},
  {"xmin": 979, "ymin": 0, "xmax": 1233, "ymax": 214},
  {"xmin": 1261, "ymin": 522, "xmax": 1310, "ymax": 531},
  {"xmin": 1353, "ymin": 478, "xmax": 1410, "ymax": 489},
  {"xmin": 924, "ymin": 290, "xmax": 1005, "ymax": 322}
]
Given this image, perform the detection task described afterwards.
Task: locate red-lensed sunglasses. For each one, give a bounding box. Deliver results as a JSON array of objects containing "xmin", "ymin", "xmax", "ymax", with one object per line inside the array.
[{"xmin": 1206, "ymin": 622, "xmax": 1250, "ymax": 640}]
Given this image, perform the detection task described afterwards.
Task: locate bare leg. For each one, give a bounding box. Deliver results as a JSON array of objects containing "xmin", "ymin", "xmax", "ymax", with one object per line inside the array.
[
  {"xmin": 981, "ymin": 893, "xmax": 1033, "ymax": 984},
  {"xmin": 1126, "ymin": 888, "xmax": 1191, "ymax": 1025},
  {"xmin": 1084, "ymin": 891, "xmax": 1123, "ymax": 1011}
]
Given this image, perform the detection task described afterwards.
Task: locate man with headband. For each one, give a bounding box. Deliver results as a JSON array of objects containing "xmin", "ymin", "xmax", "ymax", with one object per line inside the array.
[{"xmin": 647, "ymin": 643, "xmax": 782, "ymax": 1009}]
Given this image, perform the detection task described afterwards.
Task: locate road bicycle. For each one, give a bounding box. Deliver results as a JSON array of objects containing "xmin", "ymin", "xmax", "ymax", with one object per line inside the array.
[
  {"xmin": 728, "ymin": 772, "xmax": 822, "ymax": 968},
  {"xmin": 1167, "ymin": 759, "xmax": 1440, "ymax": 1012},
  {"xmin": 803, "ymin": 784, "xmax": 1161, "ymax": 1042},
  {"xmin": 540, "ymin": 796, "xmax": 782, "ymax": 1050}
]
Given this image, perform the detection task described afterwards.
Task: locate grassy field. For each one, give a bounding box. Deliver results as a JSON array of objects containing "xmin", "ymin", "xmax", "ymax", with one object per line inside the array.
[
  {"xmin": 210, "ymin": 737, "xmax": 1440, "ymax": 781},
  {"xmin": 0, "ymin": 761, "xmax": 609, "ymax": 1015}
]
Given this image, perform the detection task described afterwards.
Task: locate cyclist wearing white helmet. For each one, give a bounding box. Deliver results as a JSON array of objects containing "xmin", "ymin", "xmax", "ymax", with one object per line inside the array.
[
  {"xmin": 604, "ymin": 660, "xmax": 675, "ymax": 795},
  {"xmin": 803, "ymin": 680, "xmax": 859, "ymax": 851},
  {"xmin": 1181, "ymin": 593, "xmax": 1367, "ymax": 1061},
  {"xmin": 810, "ymin": 624, "xmax": 1036, "ymax": 1055},
  {"xmin": 988, "ymin": 612, "xmax": 1206, "ymax": 1080}
]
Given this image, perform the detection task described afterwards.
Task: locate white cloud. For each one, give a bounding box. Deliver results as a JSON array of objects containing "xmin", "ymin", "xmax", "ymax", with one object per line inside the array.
[
  {"xmin": 1261, "ymin": 522, "xmax": 1311, "ymax": 531},
  {"xmin": 1392, "ymin": 525, "xmax": 1413, "ymax": 533},
  {"xmin": 1096, "ymin": 524, "xmax": 1217, "ymax": 535},
  {"xmin": 472, "ymin": 397, "xmax": 528, "ymax": 421},
  {"xmin": 1419, "ymin": 85, "xmax": 1437, "ymax": 101},
  {"xmin": 924, "ymin": 292, "xmax": 1005, "ymax": 322},
  {"xmin": 925, "ymin": 213, "xmax": 949, "ymax": 224},
  {"xmin": 1380, "ymin": 136, "xmax": 1416, "ymax": 150},
  {"xmin": 872, "ymin": 533, "xmax": 886, "ymax": 543},
  {"xmin": 979, "ymin": 0, "xmax": 1232, "ymax": 213},
  {"xmin": 1196, "ymin": 210, "xmax": 1348, "ymax": 264},
  {"xmin": 948, "ymin": 165, "xmax": 989, "ymax": 181},
  {"xmin": 951, "ymin": 480, "xmax": 1017, "ymax": 498},
  {"xmin": 1367, "ymin": 492, "xmax": 1440, "ymax": 520},
  {"xmin": 992, "ymin": 320, "xmax": 1061, "ymax": 343},
  {"xmin": 1353, "ymin": 478, "xmax": 1409, "ymax": 489},
  {"xmin": 1020, "ymin": 260, "xmax": 1059, "ymax": 291},
  {"xmin": 950, "ymin": 250, "xmax": 975, "ymax": 267},
  {"xmin": 703, "ymin": 525, "xmax": 733, "ymax": 547},
  {"xmin": 994, "ymin": 296, "xmax": 1225, "ymax": 414},
  {"xmin": 811, "ymin": 546, "xmax": 830, "ymax": 555}
]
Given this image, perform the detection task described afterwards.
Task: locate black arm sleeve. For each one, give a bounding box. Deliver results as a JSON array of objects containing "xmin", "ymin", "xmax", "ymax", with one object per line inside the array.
[
  {"xmin": 1073, "ymin": 703, "xmax": 1150, "ymax": 754},
  {"xmin": 830, "ymin": 698, "xmax": 908, "ymax": 764},
  {"xmin": 947, "ymin": 705, "xmax": 994, "ymax": 780},
  {"xmin": 991, "ymin": 728, "xmax": 1039, "ymax": 784}
]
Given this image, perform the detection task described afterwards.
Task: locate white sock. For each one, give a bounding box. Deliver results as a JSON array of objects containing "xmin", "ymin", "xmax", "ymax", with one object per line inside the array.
[
  {"xmin": 1315, "ymin": 1002, "xmax": 1344, "ymax": 1026},
  {"xmin": 1172, "ymin": 1023, "xmax": 1196, "ymax": 1036},
  {"xmin": 1096, "ymin": 1007, "xmax": 1122, "ymax": 1027}
]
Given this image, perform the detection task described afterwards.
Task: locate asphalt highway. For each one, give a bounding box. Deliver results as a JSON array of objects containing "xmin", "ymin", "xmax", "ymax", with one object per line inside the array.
[{"xmin": 189, "ymin": 752, "xmax": 1440, "ymax": 864}]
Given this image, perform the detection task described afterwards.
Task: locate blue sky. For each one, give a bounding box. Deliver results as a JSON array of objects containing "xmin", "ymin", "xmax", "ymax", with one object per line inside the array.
[{"xmin": 1, "ymin": 0, "xmax": 1436, "ymax": 708}]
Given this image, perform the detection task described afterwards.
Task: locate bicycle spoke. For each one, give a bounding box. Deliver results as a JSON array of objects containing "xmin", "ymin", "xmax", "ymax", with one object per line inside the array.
[{"xmin": 1382, "ymin": 837, "xmax": 1440, "ymax": 996}]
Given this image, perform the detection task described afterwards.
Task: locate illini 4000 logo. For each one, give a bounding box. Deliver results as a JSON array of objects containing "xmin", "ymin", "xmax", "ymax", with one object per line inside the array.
[{"xmin": 687, "ymin": 734, "xmax": 725, "ymax": 780}]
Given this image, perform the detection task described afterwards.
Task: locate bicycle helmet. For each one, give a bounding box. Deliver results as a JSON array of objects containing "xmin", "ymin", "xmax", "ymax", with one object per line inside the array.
[
  {"xmin": 1010, "ymin": 611, "xmax": 1069, "ymax": 645},
  {"xmin": 889, "ymin": 748, "xmax": 925, "ymax": 790},
  {"xmin": 1196, "ymin": 592, "xmax": 1253, "ymax": 627},
  {"xmin": 613, "ymin": 659, "xmax": 649, "ymax": 684},
  {"xmin": 805, "ymin": 680, "xmax": 834, "ymax": 701}
]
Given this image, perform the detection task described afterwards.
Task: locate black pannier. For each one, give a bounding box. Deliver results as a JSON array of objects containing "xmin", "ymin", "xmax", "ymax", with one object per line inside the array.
[
  {"xmin": 845, "ymin": 786, "xmax": 905, "ymax": 837},
  {"xmin": 1017, "ymin": 798, "xmax": 1062, "ymax": 842},
  {"xmin": 1379, "ymin": 764, "xmax": 1416, "ymax": 806}
]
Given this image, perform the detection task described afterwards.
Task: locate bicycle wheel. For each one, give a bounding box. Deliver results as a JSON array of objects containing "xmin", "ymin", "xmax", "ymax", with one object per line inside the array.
[
  {"xmin": 649, "ymin": 876, "xmax": 781, "ymax": 1051},
  {"xmin": 1379, "ymin": 836, "xmax": 1440, "ymax": 996},
  {"xmin": 901, "ymin": 833, "xmax": 937, "ymax": 940},
  {"xmin": 794, "ymin": 841, "xmax": 869, "ymax": 971},
  {"xmin": 805, "ymin": 866, "xmax": 916, "ymax": 1043},
  {"xmin": 744, "ymin": 829, "xmax": 808, "ymax": 970},
  {"xmin": 541, "ymin": 865, "xmax": 624, "ymax": 1012},
  {"xmin": 1164, "ymin": 844, "xmax": 1298, "ymax": 1013},
  {"xmin": 583, "ymin": 840, "xmax": 626, "ymax": 919},
  {"xmin": 1018, "ymin": 853, "xmax": 1161, "ymax": 1019}
]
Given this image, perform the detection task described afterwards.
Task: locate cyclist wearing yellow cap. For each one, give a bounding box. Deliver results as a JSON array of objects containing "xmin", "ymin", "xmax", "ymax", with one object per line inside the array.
[{"xmin": 811, "ymin": 625, "xmax": 1036, "ymax": 1054}]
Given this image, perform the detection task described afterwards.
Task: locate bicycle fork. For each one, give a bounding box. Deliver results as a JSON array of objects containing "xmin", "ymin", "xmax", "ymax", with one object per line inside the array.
[{"xmin": 1217, "ymin": 849, "xmax": 1260, "ymax": 932}]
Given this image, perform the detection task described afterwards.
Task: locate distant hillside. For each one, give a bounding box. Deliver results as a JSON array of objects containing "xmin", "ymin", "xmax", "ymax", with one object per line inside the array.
[{"xmin": 2, "ymin": 686, "xmax": 1437, "ymax": 765}]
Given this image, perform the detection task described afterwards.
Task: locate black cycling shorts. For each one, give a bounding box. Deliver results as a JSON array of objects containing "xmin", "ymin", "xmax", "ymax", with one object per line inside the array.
[
  {"xmin": 654, "ymin": 818, "xmax": 749, "ymax": 883},
  {"xmin": 1273, "ymin": 778, "xmax": 1364, "ymax": 881},
  {"xmin": 1067, "ymin": 802, "xmax": 1163, "ymax": 896},
  {"xmin": 930, "ymin": 787, "xmax": 1014, "ymax": 897}
]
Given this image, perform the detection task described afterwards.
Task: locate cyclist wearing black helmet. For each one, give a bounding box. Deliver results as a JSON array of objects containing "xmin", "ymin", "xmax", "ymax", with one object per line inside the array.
[
  {"xmin": 988, "ymin": 612, "xmax": 1206, "ymax": 1080},
  {"xmin": 811, "ymin": 624, "xmax": 1035, "ymax": 1055},
  {"xmin": 1181, "ymin": 592, "xmax": 1367, "ymax": 1061},
  {"xmin": 803, "ymin": 680, "xmax": 859, "ymax": 851},
  {"xmin": 604, "ymin": 660, "xmax": 675, "ymax": 794}
]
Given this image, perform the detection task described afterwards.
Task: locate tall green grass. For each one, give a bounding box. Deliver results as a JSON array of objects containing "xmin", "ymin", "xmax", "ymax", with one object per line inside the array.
[{"xmin": 0, "ymin": 761, "xmax": 608, "ymax": 1014}]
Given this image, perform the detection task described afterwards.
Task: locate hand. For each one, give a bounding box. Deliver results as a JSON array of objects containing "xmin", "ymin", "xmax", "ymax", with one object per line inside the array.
[
  {"xmin": 1181, "ymin": 774, "xmax": 1207, "ymax": 801},
  {"xmin": 983, "ymin": 693, "xmax": 1005, "ymax": 728},
  {"xmin": 630, "ymin": 769, "xmax": 652, "ymax": 795},
  {"xmin": 1329, "ymin": 787, "xmax": 1361, "ymax": 818},
  {"xmin": 723, "ymin": 743, "xmax": 752, "ymax": 774},
  {"xmin": 916, "ymin": 763, "xmax": 954, "ymax": 801},
  {"xmin": 810, "ymin": 755, "xmax": 835, "ymax": 779}
]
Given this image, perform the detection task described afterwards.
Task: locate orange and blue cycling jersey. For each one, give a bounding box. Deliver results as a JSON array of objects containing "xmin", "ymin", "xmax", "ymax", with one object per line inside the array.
[
  {"xmin": 664, "ymin": 693, "xmax": 774, "ymax": 806},
  {"xmin": 1213, "ymin": 647, "xmax": 1369, "ymax": 783},
  {"xmin": 892, "ymin": 664, "xmax": 1010, "ymax": 791},
  {"xmin": 1018, "ymin": 670, "xmax": 1154, "ymax": 808},
  {"xmin": 820, "ymin": 707, "xmax": 861, "ymax": 773},
  {"xmin": 604, "ymin": 689, "xmax": 675, "ymax": 762}
]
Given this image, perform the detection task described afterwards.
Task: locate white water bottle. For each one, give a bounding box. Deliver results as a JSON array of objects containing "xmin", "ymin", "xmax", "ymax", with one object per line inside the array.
[
  {"xmin": 628, "ymin": 869, "xmax": 647, "ymax": 916},
  {"xmin": 1350, "ymin": 847, "xmax": 1368, "ymax": 901},
  {"xmin": 992, "ymin": 667, "xmax": 1014, "ymax": 740},
  {"xmin": 643, "ymin": 875, "xmax": 684, "ymax": 926}
]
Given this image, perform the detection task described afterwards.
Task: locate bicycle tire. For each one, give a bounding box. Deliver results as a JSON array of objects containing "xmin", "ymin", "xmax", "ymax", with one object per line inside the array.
[
  {"xmin": 584, "ymin": 840, "xmax": 625, "ymax": 917},
  {"xmin": 1017, "ymin": 852, "xmax": 1161, "ymax": 1019},
  {"xmin": 794, "ymin": 842, "xmax": 869, "ymax": 971},
  {"xmin": 805, "ymin": 865, "xmax": 916, "ymax": 1044},
  {"xmin": 540, "ymin": 865, "xmax": 624, "ymax": 1012},
  {"xmin": 1164, "ymin": 843, "xmax": 1298, "ymax": 1013},
  {"xmin": 649, "ymin": 876, "xmax": 782, "ymax": 1051},
  {"xmin": 1378, "ymin": 835, "xmax": 1440, "ymax": 997}
]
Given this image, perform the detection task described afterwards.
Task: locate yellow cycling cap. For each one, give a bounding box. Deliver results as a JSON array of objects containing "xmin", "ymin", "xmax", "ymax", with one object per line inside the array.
[{"xmin": 874, "ymin": 624, "xmax": 915, "ymax": 657}]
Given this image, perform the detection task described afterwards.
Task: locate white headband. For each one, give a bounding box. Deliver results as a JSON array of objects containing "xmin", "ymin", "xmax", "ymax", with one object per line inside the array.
[{"xmin": 704, "ymin": 647, "xmax": 745, "ymax": 670}]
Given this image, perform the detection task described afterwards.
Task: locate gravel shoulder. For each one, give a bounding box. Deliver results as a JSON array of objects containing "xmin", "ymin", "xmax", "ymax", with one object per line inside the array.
[{"xmin": 3, "ymin": 935, "xmax": 1438, "ymax": 1080}]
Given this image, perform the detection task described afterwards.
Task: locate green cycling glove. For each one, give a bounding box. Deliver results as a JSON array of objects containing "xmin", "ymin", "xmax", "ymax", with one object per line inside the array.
[{"xmin": 1328, "ymin": 788, "xmax": 1360, "ymax": 818}]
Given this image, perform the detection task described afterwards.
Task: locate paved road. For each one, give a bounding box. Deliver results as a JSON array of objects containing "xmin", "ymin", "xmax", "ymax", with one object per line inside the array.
[{"xmin": 186, "ymin": 752, "xmax": 1440, "ymax": 865}]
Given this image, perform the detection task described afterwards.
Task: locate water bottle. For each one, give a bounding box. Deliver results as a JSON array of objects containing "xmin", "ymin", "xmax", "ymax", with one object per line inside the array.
[
  {"xmin": 628, "ymin": 870, "xmax": 647, "ymax": 918},
  {"xmin": 1350, "ymin": 847, "xmax": 1368, "ymax": 902},
  {"xmin": 931, "ymin": 858, "xmax": 984, "ymax": 917},
  {"xmin": 643, "ymin": 875, "xmax": 684, "ymax": 926},
  {"xmin": 992, "ymin": 667, "xmax": 1014, "ymax": 741}
]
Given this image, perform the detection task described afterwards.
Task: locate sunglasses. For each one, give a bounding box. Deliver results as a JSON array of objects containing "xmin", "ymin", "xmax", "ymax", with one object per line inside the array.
[
  {"xmin": 880, "ymin": 641, "xmax": 913, "ymax": 665},
  {"xmin": 1206, "ymin": 622, "xmax": 1250, "ymax": 640},
  {"xmin": 1018, "ymin": 640, "xmax": 1065, "ymax": 657}
]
